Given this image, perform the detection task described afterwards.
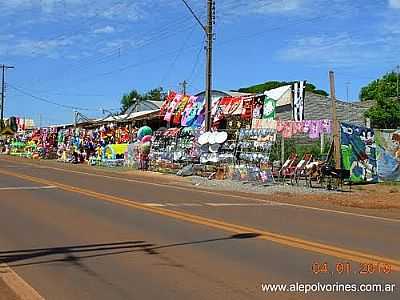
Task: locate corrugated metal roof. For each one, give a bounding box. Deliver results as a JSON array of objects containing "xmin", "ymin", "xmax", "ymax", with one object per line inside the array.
[{"xmin": 97, "ymin": 109, "xmax": 159, "ymax": 122}]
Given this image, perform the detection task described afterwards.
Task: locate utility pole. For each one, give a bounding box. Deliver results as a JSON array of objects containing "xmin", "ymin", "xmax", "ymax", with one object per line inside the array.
[
  {"xmin": 329, "ymin": 71, "xmax": 341, "ymax": 169},
  {"xmin": 1, "ymin": 64, "xmax": 15, "ymax": 130},
  {"xmin": 179, "ymin": 80, "xmax": 188, "ymax": 95},
  {"xmin": 181, "ymin": 0, "xmax": 215, "ymax": 131},
  {"xmin": 204, "ymin": 0, "xmax": 215, "ymax": 131}
]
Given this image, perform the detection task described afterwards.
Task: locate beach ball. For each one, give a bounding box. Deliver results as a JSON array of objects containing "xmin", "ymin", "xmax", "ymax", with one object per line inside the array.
[
  {"xmin": 141, "ymin": 142, "xmax": 151, "ymax": 154},
  {"xmin": 138, "ymin": 126, "xmax": 153, "ymax": 140},
  {"xmin": 141, "ymin": 135, "xmax": 152, "ymax": 143}
]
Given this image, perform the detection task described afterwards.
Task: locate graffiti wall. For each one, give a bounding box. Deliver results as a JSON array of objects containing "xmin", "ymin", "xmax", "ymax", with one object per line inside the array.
[
  {"xmin": 375, "ymin": 129, "xmax": 400, "ymax": 182},
  {"xmin": 340, "ymin": 123, "xmax": 378, "ymax": 183}
]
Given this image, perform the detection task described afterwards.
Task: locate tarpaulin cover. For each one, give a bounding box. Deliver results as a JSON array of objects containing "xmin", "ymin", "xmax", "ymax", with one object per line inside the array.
[
  {"xmin": 375, "ymin": 129, "xmax": 400, "ymax": 182},
  {"xmin": 104, "ymin": 144, "xmax": 128, "ymax": 160},
  {"xmin": 340, "ymin": 123, "xmax": 378, "ymax": 183}
]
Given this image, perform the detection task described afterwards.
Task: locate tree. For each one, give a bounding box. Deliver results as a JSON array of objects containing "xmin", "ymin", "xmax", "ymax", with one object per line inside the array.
[
  {"xmin": 361, "ymin": 72, "xmax": 400, "ymax": 129},
  {"xmin": 121, "ymin": 89, "xmax": 143, "ymax": 112},
  {"xmin": 120, "ymin": 87, "xmax": 166, "ymax": 112},
  {"xmin": 237, "ymin": 81, "xmax": 328, "ymax": 96},
  {"xmin": 360, "ymin": 72, "xmax": 399, "ymax": 101},
  {"xmin": 144, "ymin": 87, "xmax": 166, "ymax": 102},
  {"xmin": 365, "ymin": 98, "xmax": 400, "ymax": 129}
]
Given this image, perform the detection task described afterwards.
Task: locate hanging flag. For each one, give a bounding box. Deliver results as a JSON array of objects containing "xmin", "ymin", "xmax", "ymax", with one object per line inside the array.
[{"xmin": 292, "ymin": 81, "xmax": 306, "ymax": 121}]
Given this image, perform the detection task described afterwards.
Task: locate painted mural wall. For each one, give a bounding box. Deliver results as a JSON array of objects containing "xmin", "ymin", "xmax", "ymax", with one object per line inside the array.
[
  {"xmin": 340, "ymin": 123, "xmax": 378, "ymax": 183},
  {"xmin": 375, "ymin": 129, "xmax": 400, "ymax": 182}
]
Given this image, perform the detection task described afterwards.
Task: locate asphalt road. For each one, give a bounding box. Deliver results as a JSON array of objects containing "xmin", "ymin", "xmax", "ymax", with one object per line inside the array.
[{"xmin": 0, "ymin": 156, "xmax": 399, "ymax": 299}]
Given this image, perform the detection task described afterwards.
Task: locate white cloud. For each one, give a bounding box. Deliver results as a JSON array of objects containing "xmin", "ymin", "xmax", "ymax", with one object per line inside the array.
[
  {"xmin": 389, "ymin": 0, "xmax": 400, "ymax": 9},
  {"xmin": 219, "ymin": 0, "xmax": 303, "ymax": 17},
  {"xmin": 0, "ymin": 36, "xmax": 77, "ymax": 58},
  {"xmin": 93, "ymin": 25, "xmax": 115, "ymax": 34},
  {"xmin": 0, "ymin": 0, "xmax": 144, "ymax": 21},
  {"xmin": 279, "ymin": 32, "xmax": 399, "ymax": 67}
]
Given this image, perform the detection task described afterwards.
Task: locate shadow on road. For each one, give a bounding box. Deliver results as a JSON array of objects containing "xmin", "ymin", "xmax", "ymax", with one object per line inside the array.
[{"xmin": 0, "ymin": 233, "xmax": 261, "ymax": 268}]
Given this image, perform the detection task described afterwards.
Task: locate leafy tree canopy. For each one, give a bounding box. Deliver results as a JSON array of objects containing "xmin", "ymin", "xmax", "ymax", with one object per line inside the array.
[
  {"xmin": 237, "ymin": 81, "xmax": 328, "ymax": 96},
  {"xmin": 365, "ymin": 97, "xmax": 400, "ymax": 129},
  {"xmin": 121, "ymin": 87, "xmax": 165, "ymax": 112},
  {"xmin": 360, "ymin": 72, "xmax": 399, "ymax": 101},
  {"xmin": 361, "ymin": 71, "xmax": 400, "ymax": 129}
]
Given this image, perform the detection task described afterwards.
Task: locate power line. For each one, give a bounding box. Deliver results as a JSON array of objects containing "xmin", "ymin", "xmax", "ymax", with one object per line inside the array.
[
  {"xmin": 30, "ymin": 19, "xmax": 202, "ymax": 90},
  {"xmin": 70, "ymin": 39, "xmax": 201, "ymax": 83},
  {"xmin": 187, "ymin": 39, "xmax": 205, "ymax": 84},
  {"xmin": 8, "ymin": 84, "xmax": 99, "ymax": 112},
  {"xmin": 158, "ymin": 25, "xmax": 198, "ymax": 87},
  {"xmin": 180, "ymin": 0, "xmax": 206, "ymax": 32}
]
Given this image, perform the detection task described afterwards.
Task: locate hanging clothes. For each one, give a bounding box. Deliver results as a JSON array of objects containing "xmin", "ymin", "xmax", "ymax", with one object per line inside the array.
[
  {"xmin": 172, "ymin": 95, "xmax": 190, "ymax": 126},
  {"xmin": 276, "ymin": 119, "xmax": 332, "ymax": 139},
  {"xmin": 241, "ymin": 96, "xmax": 254, "ymax": 120},
  {"xmin": 181, "ymin": 95, "xmax": 198, "ymax": 127},
  {"xmin": 164, "ymin": 94, "xmax": 183, "ymax": 122},
  {"xmin": 252, "ymin": 95, "xmax": 265, "ymax": 119},
  {"xmin": 160, "ymin": 91, "xmax": 177, "ymax": 115}
]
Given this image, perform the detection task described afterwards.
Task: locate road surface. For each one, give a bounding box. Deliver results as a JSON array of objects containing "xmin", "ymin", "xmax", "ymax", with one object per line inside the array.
[{"xmin": 0, "ymin": 156, "xmax": 399, "ymax": 299}]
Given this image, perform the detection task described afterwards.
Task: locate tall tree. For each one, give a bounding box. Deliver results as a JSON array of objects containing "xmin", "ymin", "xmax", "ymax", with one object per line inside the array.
[
  {"xmin": 360, "ymin": 72, "xmax": 399, "ymax": 101},
  {"xmin": 120, "ymin": 87, "xmax": 166, "ymax": 112},
  {"xmin": 121, "ymin": 89, "xmax": 143, "ymax": 112},
  {"xmin": 365, "ymin": 97, "xmax": 400, "ymax": 129},
  {"xmin": 362, "ymin": 72, "xmax": 400, "ymax": 129},
  {"xmin": 144, "ymin": 87, "xmax": 166, "ymax": 102}
]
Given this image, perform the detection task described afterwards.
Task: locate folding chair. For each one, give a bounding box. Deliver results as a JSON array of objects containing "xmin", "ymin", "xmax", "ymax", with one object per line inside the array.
[
  {"xmin": 294, "ymin": 154, "xmax": 313, "ymax": 185},
  {"xmin": 279, "ymin": 154, "xmax": 298, "ymax": 184}
]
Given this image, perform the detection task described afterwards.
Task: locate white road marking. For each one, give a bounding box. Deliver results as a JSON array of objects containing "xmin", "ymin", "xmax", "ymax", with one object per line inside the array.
[
  {"xmin": 2, "ymin": 159, "xmax": 400, "ymax": 224},
  {"xmin": 0, "ymin": 186, "xmax": 57, "ymax": 191},
  {"xmin": 0, "ymin": 263, "xmax": 45, "ymax": 300},
  {"xmin": 204, "ymin": 203, "xmax": 283, "ymax": 207},
  {"xmin": 144, "ymin": 203, "xmax": 167, "ymax": 207},
  {"xmin": 143, "ymin": 202, "xmax": 280, "ymax": 208},
  {"xmin": 178, "ymin": 203, "xmax": 204, "ymax": 207}
]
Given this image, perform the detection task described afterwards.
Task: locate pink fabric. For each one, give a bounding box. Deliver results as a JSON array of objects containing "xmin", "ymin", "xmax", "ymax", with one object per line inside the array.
[
  {"xmin": 164, "ymin": 94, "xmax": 183, "ymax": 122},
  {"xmin": 276, "ymin": 119, "xmax": 332, "ymax": 139},
  {"xmin": 181, "ymin": 96, "xmax": 197, "ymax": 126}
]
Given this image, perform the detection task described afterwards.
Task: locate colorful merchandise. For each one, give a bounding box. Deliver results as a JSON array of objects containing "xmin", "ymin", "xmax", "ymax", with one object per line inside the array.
[
  {"xmin": 276, "ymin": 120, "xmax": 332, "ymax": 139},
  {"xmin": 262, "ymin": 97, "xmax": 276, "ymax": 120}
]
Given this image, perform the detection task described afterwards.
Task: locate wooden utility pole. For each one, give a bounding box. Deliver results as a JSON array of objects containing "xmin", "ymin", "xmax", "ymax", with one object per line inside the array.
[
  {"xmin": 204, "ymin": 0, "xmax": 215, "ymax": 131},
  {"xmin": 1, "ymin": 64, "xmax": 15, "ymax": 130},
  {"xmin": 329, "ymin": 71, "xmax": 341, "ymax": 169},
  {"xmin": 180, "ymin": 0, "xmax": 215, "ymax": 131},
  {"xmin": 180, "ymin": 80, "xmax": 188, "ymax": 95}
]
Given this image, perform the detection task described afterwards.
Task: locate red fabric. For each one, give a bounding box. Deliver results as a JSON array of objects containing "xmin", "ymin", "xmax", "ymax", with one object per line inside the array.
[
  {"xmin": 163, "ymin": 128, "xmax": 181, "ymax": 137},
  {"xmin": 218, "ymin": 96, "xmax": 242, "ymax": 116},
  {"xmin": 160, "ymin": 91, "xmax": 177, "ymax": 115},
  {"xmin": 241, "ymin": 97, "xmax": 254, "ymax": 120}
]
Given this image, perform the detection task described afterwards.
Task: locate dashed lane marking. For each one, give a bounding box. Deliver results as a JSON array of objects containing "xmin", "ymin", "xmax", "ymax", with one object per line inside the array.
[
  {"xmin": 143, "ymin": 202, "xmax": 280, "ymax": 208},
  {"xmin": 1, "ymin": 168, "xmax": 399, "ymax": 272},
  {"xmin": 0, "ymin": 186, "xmax": 57, "ymax": 191},
  {"xmin": 1, "ymin": 158, "xmax": 399, "ymax": 224}
]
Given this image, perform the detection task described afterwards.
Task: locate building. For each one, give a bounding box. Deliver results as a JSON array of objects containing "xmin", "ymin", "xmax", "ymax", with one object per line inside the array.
[
  {"xmin": 276, "ymin": 92, "xmax": 375, "ymax": 126},
  {"xmin": 195, "ymin": 88, "xmax": 374, "ymax": 126}
]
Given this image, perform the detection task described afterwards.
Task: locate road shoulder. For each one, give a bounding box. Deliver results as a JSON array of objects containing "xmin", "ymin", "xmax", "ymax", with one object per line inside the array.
[{"xmin": 0, "ymin": 264, "xmax": 44, "ymax": 300}]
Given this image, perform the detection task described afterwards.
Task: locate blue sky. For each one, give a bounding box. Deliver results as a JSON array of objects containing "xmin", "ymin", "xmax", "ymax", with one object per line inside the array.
[{"xmin": 1, "ymin": 0, "xmax": 400, "ymax": 126}]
